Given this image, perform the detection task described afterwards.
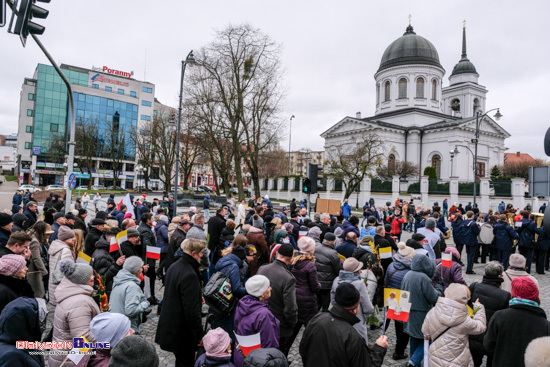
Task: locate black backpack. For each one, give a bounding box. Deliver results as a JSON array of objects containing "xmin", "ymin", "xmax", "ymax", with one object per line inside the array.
[
  {"xmin": 40, "ymin": 242, "xmax": 50, "ymax": 272},
  {"xmin": 203, "ymin": 271, "xmax": 236, "ymax": 317}
]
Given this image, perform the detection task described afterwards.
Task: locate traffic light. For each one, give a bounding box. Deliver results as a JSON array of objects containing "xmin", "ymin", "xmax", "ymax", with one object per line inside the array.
[
  {"xmin": 308, "ymin": 163, "xmax": 318, "ymax": 194},
  {"xmin": 13, "ymin": 0, "xmax": 50, "ymax": 47},
  {"xmin": 302, "ymin": 177, "xmax": 311, "ymax": 194}
]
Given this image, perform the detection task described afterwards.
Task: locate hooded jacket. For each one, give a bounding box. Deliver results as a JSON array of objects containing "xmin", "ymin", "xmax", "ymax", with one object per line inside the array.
[
  {"xmin": 384, "ymin": 253, "xmax": 413, "ymax": 290},
  {"xmin": 290, "ymin": 257, "xmax": 321, "ymax": 324},
  {"xmin": 314, "ymin": 242, "xmax": 342, "ymax": 289},
  {"xmin": 492, "ymin": 221, "xmax": 519, "ymax": 252},
  {"xmin": 91, "ymin": 237, "xmax": 121, "ymax": 296},
  {"xmin": 432, "ymin": 255, "xmax": 466, "ymax": 290},
  {"xmin": 0, "ymin": 274, "xmax": 34, "ymax": 315},
  {"xmin": 11, "ymin": 214, "xmax": 26, "ymax": 233},
  {"xmin": 155, "ymin": 219, "xmax": 169, "ymax": 253},
  {"xmin": 215, "ymin": 253, "xmax": 247, "ymax": 299},
  {"xmin": 401, "ymin": 254, "xmax": 441, "ymax": 339},
  {"xmin": 48, "ymin": 239, "xmax": 74, "ymax": 306},
  {"xmin": 233, "ymin": 295, "xmax": 280, "ymax": 367},
  {"xmin": 340, "ymin": 220, "xmax": 360, "ymax": 240},
  {"xmin": 49, "ymin": 277, "xmax": 99, "ymax": 367},
  {"xmin": 242, "ymin": 348, "xmax": 287, "ymax": 367},
  {"xmin": 352, "ymin": 245, "xmax": 379, "ymax": 269},
  {"xmin": 110, "ymin": 269, "xmax": 149, "ymax": 332}
]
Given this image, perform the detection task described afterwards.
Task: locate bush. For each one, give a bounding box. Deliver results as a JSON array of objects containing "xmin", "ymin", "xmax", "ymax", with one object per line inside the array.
[
  {"xmin": 423, "ymin": 166, "xmax": 437, "ymax": 180},
  {"xmin": 4, "ymin": 175, "xmax": 17, "ymax": 182}
]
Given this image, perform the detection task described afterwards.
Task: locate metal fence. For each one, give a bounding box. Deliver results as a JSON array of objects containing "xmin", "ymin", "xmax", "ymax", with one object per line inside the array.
[
  {"xmin": 490, "ymin": 180, "xmax": 512, "ymax": 197},
  {"xmin": 371, "ymin": 178, "xmax": 392, "ymax": 193},
  {"xmin": 428, "ymin": 180, "xmax": 450, "ymax": 195}
]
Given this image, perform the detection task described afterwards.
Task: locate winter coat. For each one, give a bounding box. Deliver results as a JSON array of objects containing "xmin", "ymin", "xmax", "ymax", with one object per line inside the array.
[
  {"xmin": 374, "ymin": 234, "xmax": 394, "ymax": 271},
  {"xmin": 167, "ymin": 227, "xmax": 186, "ymax": 269},
  {"xmin": 115, "ymin": 211, "xmax": 126, "ymax": 227},
  {"xmin": 501, "ymin": 268, "xmax": 539, "ymax": 293},
  {"xmin": 233, "ymin": 295, "xmax": 280, "ymax": 367},
  {"xmin": 155, "ymin": 219, "xmax": 169, "ymax": 253},
  {"xmin": 484, "ymin": 303, "xmax": 550, "ymax": 367},
  {"xmin": 384, "ymin": 253, "xmax": 413, "ymax": 290},
  {"xmin": 48, "ymin": 239, "xmax": 75, "ymax": 306},
  {"xmin": 49, "ymin": 277, "xmax": 99, "ymax": 367},
  {"xmin": 110, "ymin": 269, "xmax": 149, "ymax": 333},
  {"xmin": 0, "ymin": 297, "xmax": 44, "ymax": 367},
  {"xmin": 257, "ymin": 260, "xmax": 297, "ymax": 338},
  {"xmin": 336, "ymin": 240, "xmax": 356, "ymax": 259},
  {"xmin": 208, "ymin": 213, "xmax": 227, "ymax": 251},
  {"xmin": 451, "ymin": 219, "xmax": 464, "ymax": 244},
  {"xmin": 194, "ymin": 353, "xmax": 234, "ymax": 367},
  {"xmin": 432, "ymin": 257, "xmax": 466, "ymax": 290},
  {"xmin": 167, "ymin": 223, "xmax": 178, "ymax": 243},
  {"xmin": 0, "ymin": 274, "xmax": 34, "ymax": 315},
  {"xmin": 0, "ymin": 229, "xmax": 10, "ymax": 247},
  {"xmin": 90, "ymin": 237, "xmax": 121, "ymax": 296},
  {"xmin": 340, "ymin": 220, "xmax": 360, "ymax": 239},
  {"xmin": 84, "ymin": 227, "xmax": 103, "ymax": 256},
  {"xmin": 517, "ymin": 218, "xmax": 538, "ymax": 248},
  {"xmin": 155, "ymin": 253, "xmax": 204, "ymax": 354},
  {"xmin": 300, "ymin": 303, "xmax": 386, "ymax": 367},
  {"xmin": 352, "ymin": 246, "xmax": 379, "ymax": 269},
  {"xmin": 219, "ymin": 227, "xmax": 235, "ymax": 248},
  {"xmin": 247, "ymin": 229, "xmax": 269, "ymax": 265},
  {"xmin": 23, "ymin": 209, "xmax": 37, "ymax": 230},
  {"xmin": 422, "ymin": 297, "xmax": 486, "ymax": 367},
  {"xmin": 387, "ymin": 215, "xmax": 405, "ymax": 235},
  {"xmin": 341, "ymin": 203, "xmax": 352, "ymax": 218},
  {"xmin": 493, "ymin": 221, "xmax": 519, "ymax": 252},
  {"xmin": 314, "ymin": 242, "xmax": 342, "ymax": 289},
  {"xmin": 241, "ymin": 348, "xmax": 287, "ymax": 367},
  {"xmin": 11, "ymin": 215, "xmax": 26, "ymax": 233},
  {"xmin": 215, "ymin": 253, "xmax": 247, "ymax": 298},
  {"xmin": 330, "ymin": 270, "xmax": 374, "ymax": 341},
  {"xmin": 401, "ymin": 254, "xmax": 441, "ymax": 339},
  {"xmin": 291, "ymin": 258, "xmax": 320, "ymax": 324},
  {"xmin": 27, "ymin": 235, "xmax": 48, "ymax": 299},
  {"xmin": 138, "ymin": 222, "xmax": 155, "ymax": 259},
  {"xmin": 360, "ymin": 225, "xmax": 376, "ymax": 240},
  {"xmin": 118, "ymin": 240, "xmax": 140, "ymax": 260}
]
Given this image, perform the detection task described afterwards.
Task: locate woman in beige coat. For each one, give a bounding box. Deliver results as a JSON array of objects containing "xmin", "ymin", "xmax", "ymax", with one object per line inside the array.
[
  {"xmin": 48, "ymin": 226, "xmax": 76, "ymax": 306},
  {"xmin": 49, "ymin": 259, "xmax": 99, "ymax": 367},
  {"xmin": 26, "ymin": 222, "xmax": 49, "ymax": 298},
  {"xmin": 422, "ymin": 283, "xmax": 486, "ymax": 367}
]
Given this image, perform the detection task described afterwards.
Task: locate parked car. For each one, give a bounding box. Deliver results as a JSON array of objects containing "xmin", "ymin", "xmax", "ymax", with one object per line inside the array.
[
  {"xmin": 75, "ymin": 186, "xmax": 91, "ymax": 191},
  {"xmin": 45, "ymin": 185, "xmax": 65, "ymax": 191},
  {"xmin": 193, "ymin": 185, "xmax": 213, "ymax": 193},
  {"xmin": 92, "ymin": 185, "xmax": 105, "ymax": 191},
  {"xmin": 18, "ymin": 185, "xmax": 41, "ymax": 193},
  {"xmin": 230, "ymin": 187, "xmax": 251, "ymax": 197},
  {"xmin": 106, "ymin": 186, "xmax": 128, "ymax": 191}
]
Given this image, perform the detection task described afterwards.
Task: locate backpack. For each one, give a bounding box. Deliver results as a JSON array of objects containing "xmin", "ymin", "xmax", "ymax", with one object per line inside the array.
[
  {"xmin": 40, "ymin": 242, "xmax": 50, "ymax": 272},
  {"xmin": 203, "ymin": 271, "xmax": 237, "ymax": 317},
  {"xmin": 478, "ymin": 223, "xmax": 495, "ymax": 245}
]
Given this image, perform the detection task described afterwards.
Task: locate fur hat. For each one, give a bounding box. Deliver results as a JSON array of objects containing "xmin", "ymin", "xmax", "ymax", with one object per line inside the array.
[
  {"xmin": 343, "ymin": 257, "xmax": 363, "ymax": 273},
  {"xmin": 109, "ymin": 335, "xmax": 159, "ymax": 367},
  {"xmin": 509, "ymin": 254, "xmax": 526, "ymax": 268},
  {"xmin": 58, "ymin": 226, "xmax": 75, "ymax": 241},
  {"xmin": 444, "ymin": 283, "xmax": 469, "ymax": 304},
  {"xmin": 334, "ymin": 282, "xmax": 360, "ymax": 309},
  {"xmin": 511, "ymin": 276, "xmax": 539, "ymax": 301},
  {"xmin": 123, "ymin": 256, "xmax": 143, "ymax": 274},
  {"xmin": 397, "ymin": 241, "xmax": 416, "ymax": 260},
  {"xmin": 0, "ymin": 254, "xmax": 26, "ymax": 276},
  {"xmin": 245, "ymin": 275, "xmax": 270, "ymax": 298},
  {"xmin": 58, "ymin": 259, "xmax": 92, "ymax": 285},
  {"xmin": 525, "ymin": 337, "xmax": 550, "ymax": 367}
]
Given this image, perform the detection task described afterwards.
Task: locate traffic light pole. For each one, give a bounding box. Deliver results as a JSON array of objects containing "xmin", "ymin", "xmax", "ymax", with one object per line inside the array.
[{"xmin": 31, "ymin": 34, "xmax": 75, "ymax": 212}]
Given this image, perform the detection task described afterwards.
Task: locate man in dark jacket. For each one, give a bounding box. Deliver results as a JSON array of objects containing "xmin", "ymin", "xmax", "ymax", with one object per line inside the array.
[
  {"xmin": 11, "ymin": 190, "xmax": 22, "ymax": 214},
  {"xmin": 90, "ymin": 227, "xmax": 124, "ymax": 296},
  {"xmin": 22, "ymin": 201, "xmax": 38, "ymax": 230},
  {"xmin": 337, "ymin": 232, "xmax": 358, "ymax": 259},
  {"xmin": 74, "ymin": 209, "xmax": 88, "ymax": 237},
  {"xmin": 516, "ymin": 211, "xmax": 540, "ymax": 273},
  {"xmin": 156, "ymin": 238, "xmax": 205, "ymax": 366},
  {"xmin": 463, "ymin": 211, "xmax": 481, "ymax": 274},
  {"xmin": 207, "ymin": 206, "xmax": 227, "ymax": 265},
  {"xmin": 0, "ymin": 214, "xmax": 13, "ymax": 246},
  {"xmin": 49, "ymin": 212, "xmax": 66, "ymax": 243},
  {"xmin": 84, "ymin": 218, "xmax": 105, "ymax": 256},
  {"xmin": 484, "ymin": 276, "xmax": 548, "ymax": 367},
  {"xmin": 11, "ymin": 214, "xmax": 26, "ymax": 233},
  {"xmin": 257, "ymin": 243, "xmax": 298, "ymax": 357},
  {"xmin": 493, "ymin": 214, "xmax": 519, "ymax": 269},
  {"xmin": 318, "ymin": 213, "xmax": 332, "ymax": 242},
  {"xmin": 314, "ymin": 233, "xmax": 342, "ymax": 311},
  {"xmin": 289, "ymin": 211, "xmax": 301, "ymax": 242},
  {"xmin": 166, "ymin": 217, "xmax": 190, "ymax": 270},
  {"xmin": 300, "ymin": 283, "xmax": 388, "ymax": 367},
  {"xmin": 118, "ymin": 228, "xmax": 142, "ymax": 258},
  {"xmin": 469, "ymin": 261, "xmax": 511, "ymax": 367},
  {"xmin": 115, "ymin": 205, "xmax": 127, "ymax": 227},
  {"xmin": 138, "ymin": 213, "xmax": 157, "ymax": 304}
]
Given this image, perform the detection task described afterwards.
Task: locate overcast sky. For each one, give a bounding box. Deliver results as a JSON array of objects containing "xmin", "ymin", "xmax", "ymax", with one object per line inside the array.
[{"xmin": 0, "ymin": 0, "xmax": 548, "ymax": 158}]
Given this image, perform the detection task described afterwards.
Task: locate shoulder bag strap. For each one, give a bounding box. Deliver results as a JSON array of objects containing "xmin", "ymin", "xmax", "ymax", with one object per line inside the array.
[
  {"xmin": 432, "ymin": 326, "xmax": 452, "ymax": 343},
  {"xmin": 505, "ymin": 272, "xmax": 513, "ymax": 281},
  {"xmin": 385, "ymin": 269, "xmax": 399, "ymax": 288}
]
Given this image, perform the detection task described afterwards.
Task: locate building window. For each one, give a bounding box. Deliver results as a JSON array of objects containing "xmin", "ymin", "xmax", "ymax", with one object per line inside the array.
[
  {"xmin": 92, "ymin": 84, "xmax": 99, "ymax": 89},
  {"xmin": 28, "ymin": 93, "xmax": 35, "ymax": 100},
  {"xmin": 384, "ymin": 81, "xmax": 391, "ymax": 102},
  {"xmin": 27, "ymin": 109, "xmax": 34, "ymax": 117},
  {"xmin": 142, "ymin": 86, "xmax": 152, "ymax": 93},
  {"xmin": 376, "ymin": 83, "xmax": 380, "ymax": 105},
  {"xmin": 141, "ymin": 100, "xmax": 152, "ymax": 107},
  {"xmin": 118, "ymin": 89, "xmax": 124, "ymax": 95},
  {"xmin": 25, "ymin": 125, "xmax": 33, "ymax": 133},
  {"xmin": 388, "ymin": 154, "xmax": 396, "ymax": 175},
  {"xmin": 451, "ymin": 98, "xmax": 461, "ymax": 112},
  {"xmin": 50, "ymin": 124, "xmax": 58, "ymax": 132},
  {"xmin": 416, "ymin": 78, "xmax": 425, "ymax": 98},
  {"xmin": 105, "ymin": 86, "xmax": 112, "ymax": 92},
  {"xmin": 130, "ymin": 91, "xmax": 137, "ymax": 97},
  {"xmin": 398, "ymin": 78, "xmax": 407, "ymax": 99},
  {"xmin": 25, "ymin": 142, "xmax": 31, "ymax": 149},
  {"xmin": 141, "ymin": 115, "xmax": 151, "ymax": 121},
  {"xmin": 476, "ymin": 162, "xmax": 486, "ymax": 179},
  {"xmin": 431, "ymin": 154, "xmax": 441, "ymax": 179},
  {"xmin": 432, "ymin": 79, "xmax": 437, "ymax": 100}
]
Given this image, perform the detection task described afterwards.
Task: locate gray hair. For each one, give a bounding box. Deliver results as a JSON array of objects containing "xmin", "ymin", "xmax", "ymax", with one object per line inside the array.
[
  {"xmin": 375, "ymin": 225, "xmax": 385, "ymax": 235},
  {"xmin": 313, "ymin": 213, "xmax": 321, "ymax": 222},
  {"xmin": 320, "ymin": 213, "xmax": 331, "ymax": 221},
  {"xmin": 426, "ymin": 218, "xmax": 437, "ymax": 230},
  {"xmin": 181, "ymin": 238, "xmax": 206, "ymax": 254},
  {"xmin": 484, "ymin": 261, "xmax": 504, "ymax": 277}
]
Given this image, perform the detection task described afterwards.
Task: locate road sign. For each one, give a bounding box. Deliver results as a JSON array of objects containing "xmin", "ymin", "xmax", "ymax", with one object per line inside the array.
[{"xmin": 68, "ymin": 173, "xmax": 76, "ymax": 189}]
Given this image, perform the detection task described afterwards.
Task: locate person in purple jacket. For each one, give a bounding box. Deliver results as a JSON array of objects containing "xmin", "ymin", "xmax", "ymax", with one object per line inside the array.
[
  {"xmin": 233, "ymin": 275, "xmax": 280, "ymax": 367},
  {"xmin": 432, "ymin": 246, "xmax": 467, "ymax": 290}
]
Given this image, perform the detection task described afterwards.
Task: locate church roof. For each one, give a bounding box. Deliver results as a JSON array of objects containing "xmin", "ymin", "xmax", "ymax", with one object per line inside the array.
[
  {"xmin": 450, "ymin": 27, "xmax": 478, "ymax": 77},
  {"xmin": 378, "ymin": 25, "xmax": 443, "ymax": 73}
]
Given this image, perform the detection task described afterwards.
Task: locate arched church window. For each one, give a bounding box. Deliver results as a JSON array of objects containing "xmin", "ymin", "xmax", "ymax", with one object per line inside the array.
[
  {"xmin": 416, "ymin": 78, "xmax": 425, "ymax": 98},
  {"xmin": 451, "ymin": 98, "xmax": 461, "ymax": 112},
  {"xmin": 384, "ymin": 81, "xmax": 391, "ymax": 102},
  {"xmin": 431, "ymin": 155, "xmax": 441, "ymax": 179},
  {"xmin": 398, "ymin": 78, "xmax": 407, "ymax": 99},
  {"xmin": 376, "ymin": 83, "xmax": 380, "ymax": 105},
  {"xmin": 388, "ymin": 154, "xmax": 396, "ymax": 175},
  {"xmin": 473, "ymin": 98, "xmax": 480, "ymax": 115},
  {"xmin": 431, "ymin": 79, "xmax": 437, "ymax": 100}
]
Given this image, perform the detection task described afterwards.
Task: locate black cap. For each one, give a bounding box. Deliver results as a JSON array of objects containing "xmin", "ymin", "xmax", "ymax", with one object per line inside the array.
[
  {"xmin": 335, "ymin": 282, "xmax": 361, "ymax": 309},
  {"xmin": 324, "ymin": 233, "xmax": 336, "ymax": 242},
  {"xmin": 232, "ymin": 246, "xmax": 247, "ymax": 261},
  {"xmin": 277, "ymin": 243, "xmax": 294, "ymax": 257},
  {"xmin": 0, "ymin": 213, "xmax": 13, "ymax": 227},
  {"xmin": 91, "ymin": 218, "xmax": 106, "ymax": 226},
  {"xmin": 53, "ymin": 212, "xmax": 66, "ymax": 220},
  {"xmin": 65, "ymin": 213, "xmax": 76, "ymax": 220},
  {"xmin": 78, "ymin": 208, "xmax": 87, "ymax": 216}
]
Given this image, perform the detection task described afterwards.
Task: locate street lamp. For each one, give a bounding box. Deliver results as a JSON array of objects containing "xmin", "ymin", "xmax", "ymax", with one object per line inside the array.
[
  {"xmin": 136, "ymin": 164, "xmax": 144, "ymax": 193},
  {"xmin": 450, "ymin": 146, "xmax": 459, "ymax": 177},
  {"xmin": 288, "ymin": 115, "xmax": 295, "ymax": 178},
  {"xmin": 472, "ymin": 108, "xmax": 502, "ymax": 207},
  {"xmin": 174, "ymin": 50, "xmax": 195, "ymax": 217}
]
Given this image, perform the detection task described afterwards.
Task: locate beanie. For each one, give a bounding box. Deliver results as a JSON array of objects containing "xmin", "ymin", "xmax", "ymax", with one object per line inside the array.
[
  {"xmin": 245, "ymin": 275, "xmax": 270, "ymax": 298},
  {"xmin": 308, "ymin": 226, "xmax": 321, "ymax": 238},
  {"xmin": 58, "ymin": 226, "xmax": 75, "ymax": 241},
  {"xmin": 397, "ymin": 241, "xmax": 416, "ymax": 260},
  {"xmin": 323, "ymin": 232, "xmax": 336, "ymax": 242},
  {"xmin": 444, "ymin": 246, "xmax": 461, "ymax": 261},
  {"xmin": 509, "ymin": 254, "xmax": 526, "ymax": 268},
  {"xmin": 232, "ymin": 246, "xmax": 247, "ymax": 261},
  {"xmin": 123, "ymin": 256, "xmax": 143, "ymax": 274},
  {"xmin": 90, "ymin": 313, "xmax": 131, "ymax": 348},
  {"xmin": 444, "ymin": 283, "xmax": 469, "ymax": 305},
  {"xmin": 78, "ymin": 209, "xmax": 87, "ymax": 216},
  {"xmin": 298, "ymin": 237, "xmax": 315, "ymax": 253},
  {"xmin": 511, "ymin": 276, "xmax": 539, "ymax": 301},
  {"xmin": 334, "ymin": 282, "xmax": 360, "ymax": 309},
  {"xmin": 159, "ymin": 215, "xmax": 169, "ymax": 223},
  {"xmin": 277, "ymin": 243, "xmax": 294, "ymax": 258},
  {"xmin": 252, "ymin": 215, "xmax": 264, "ymax": 229},
  {"xmin": 12, "ymin": 213, "xmax": 27, "ymax": 226},
  {"xmin": 58, "ymin": 259, "xmax": 93, "ymax": 285},
  {"xmin": 124, "ymin": 212, "xmax": 133, "ymax": 219},
  {"xmin": 0, "ymin": 213, "xmax": 13, "ymax": 227},
  {"xmin": 0, "ymin": 254, "xmax": 26, "ymax": 277},
  {"xmin": 108, "ymin": 335, "xmax": 159, "ymax": 367},
  {"xmin": 126, "ymin": 228, "xmax": 140, "ymax": 238},
  {"xmin": 203, "ymin": 328, "xmax": 232, "ymax": 358}
]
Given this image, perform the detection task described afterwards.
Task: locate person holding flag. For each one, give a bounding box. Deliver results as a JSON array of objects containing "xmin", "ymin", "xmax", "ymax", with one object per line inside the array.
[
  {"xmin": 432, "ymin": 247, "xmax": 467, "ymax": 291},
  {"xmin": 91, "ymin": 227, "xmax": 125, "ymax": 297}
]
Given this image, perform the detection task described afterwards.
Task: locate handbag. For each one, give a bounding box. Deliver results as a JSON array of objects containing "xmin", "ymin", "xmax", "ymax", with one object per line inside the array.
[{"xmin": 203, "ymin": 271, "xmax": 237, "ymax": 317}]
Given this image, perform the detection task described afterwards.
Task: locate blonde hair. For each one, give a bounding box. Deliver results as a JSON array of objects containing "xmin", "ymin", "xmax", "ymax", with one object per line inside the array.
[
  {"xmin": 73, "ymin": 229, "xmax": 85, "ymax": 256},
  {"xmin": 181, "ymin": 238, "xmax": 206, "ymax": 254},
  {"xmin": 270, "ymin": 217, "xmax": 282, "ymax": 226},
  {"xmin": 171, "ymin": 216, "xmax": 181, "ymax": 224}
]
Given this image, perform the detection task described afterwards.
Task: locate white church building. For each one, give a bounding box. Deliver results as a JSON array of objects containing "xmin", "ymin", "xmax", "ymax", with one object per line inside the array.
[{"xmin": 321, "ymin": 24, "xmax": 510, "ymax": 182}]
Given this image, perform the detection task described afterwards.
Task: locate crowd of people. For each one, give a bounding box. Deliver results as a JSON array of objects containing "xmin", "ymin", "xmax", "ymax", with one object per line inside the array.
[{"xmin": 0, "ymin": 189, "xmax": 549, "ymax": 367}]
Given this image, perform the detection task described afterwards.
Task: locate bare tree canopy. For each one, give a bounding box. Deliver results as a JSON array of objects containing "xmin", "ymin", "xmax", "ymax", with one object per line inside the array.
[
  {"xmin": 75, "ymin": 118, "xmax": 100, "ymax": 190},
  {"xmin": 376, "ymin": 160, "xmax": 419, "ymax": 180}
]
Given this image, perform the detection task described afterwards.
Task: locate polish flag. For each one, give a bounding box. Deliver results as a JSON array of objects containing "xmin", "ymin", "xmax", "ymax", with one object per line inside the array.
[
  {"xmin": 146, "ymin": 246, "xmax": 161, "ymax": 260},
  {"xmin": 109, "ymin": 237, "xmax": 119, "ymax": 253},
  {"xmin": 379, "ymin": 246, "xmax": 392, "ymax": 259},
  {"xmin": 442, "ymin": 252, "xmax": 452, "ymax": 268},
  {"xmin": 76, "ymin": 252, "xmax": 91, "ymax": 264},
  {"xmin": 235, "ymin": 332, "xmax": 261, "ymax": 357},
  {"xmin": 299, "ymin": 231, "xmax": 307, "ymax": 239}
]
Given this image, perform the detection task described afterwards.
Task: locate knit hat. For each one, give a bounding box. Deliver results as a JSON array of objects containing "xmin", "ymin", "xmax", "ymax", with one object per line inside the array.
[
  {"xmin": 109, "ymin": 335, "xmax": 159, "ymax": 367},
  {"xmin": 397, "ymin": 241, "xmax": 416, "ymax": 260},
  {"xmin": 124, "ymin": 212, "xmax": 133, "ymax": 219},
  {"xmin": 159, "ymin": 215, "xmax": 169, "ymax": 223},
  {"xmin": 445, "ymin": 246, "xmax": 461, "ymax": 261},
  {"xmin": 123, "ymin": 256, "xmax": 143, "ymax": 274},
  {"xmin": 343, "ymin": 257, "xmax": 363, "ymax": 273},
  {"xmin": 509, "ymin": 254, "xmax": 526, "ymax": 268},
  {"xmin": 360, "ymin": 235, "xmax": 374, "ymax": 246},
  {"xmin": 0, "ymin": 213, "xmax": 12, "ymax": 227},
  {"xmin": 252, "ymin": 215, "xmax": 264, "ymax": 229},
  {"xmin": 78, "ymin": 209, "xmax": 87, "ymax": 216},
  {"xmin": 308, "ymin": 226, "xmax": 322, "ymax": 238},
  {"xmin": 298, "ymin": 237, "xmax": 316, "ymax": 253},
  {"xmin": 277, "ymin": 243, "xmax": 294, "ymax": 258},
  {"xmin": 511, "ymin": 276, "xmax": 539, "ymax": 301},
  {"xmin": 90, "ymin": 313, "xmax": 131, "ymax": 348},
  {"xmin": 334, "ymin": 282, "xmax": 361, "ymax": 309},
  {"xmin": 12, "ymin": 213, "xmax": 27, "ymax": 226},
  {"xmin": 65, "ymin": 213, "xmax": 76, "ymax": 221},
  {"xmin": 282, "ymin": 223, "xmax": 293, "ymax": 232},
  {"xmin": 411, "ymin": 233, "xmax": 425, "ymax": 242},
  {"xmin": 53, "ymin": 212, "xmax": 65, "ymax": 221},
  {"xmin": 444, "ymin": 283, "xmax": 469, "ymax": 304},
  {"xmin": 91, "ymin": 218, "xmax": 105, "ymax": 226},
  {"xmin": 324, "ymin": 232, "xmax": 336, "ymax": 242},
  {"xmin": 232, "ymin": 246, "xmax": 247, "ymax": 261},
  {"xmin": 203, "ymin": 328, "xmax": 232, "ymax": 358},
  {"xmin": 525, "ymin": 337, "xmax": 550, "ymax": 367},
  {"xmin": 0, "ymin": 254, "xmax": 26, "ymax": 276},
  {"xmin": 126, "ymin": 228, "xmax": 140, "ymax": 238},
  {"xmin": 58, "ymin": 226, "xmax": 75, "ymax": 241},
  {"xmin": 245, "ymin": 275, "xmax": 270, "ymax": 297},
  {"xmin": 58, "ymin": 259, "xmax": 93, "ymax": 285},
  {"xmin": 274, "ymin": 229, "xmax": 288, "ymax": 244}
]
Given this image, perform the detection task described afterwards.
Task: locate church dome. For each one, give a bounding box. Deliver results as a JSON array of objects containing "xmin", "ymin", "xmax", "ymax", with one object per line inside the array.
[
  {"xmin": 378, "ymin": 25, "xmax": 443, "ymax": 73},
  {"xmin": 450, "ymin": 27, "xmax": 478, "ymax": 77}
]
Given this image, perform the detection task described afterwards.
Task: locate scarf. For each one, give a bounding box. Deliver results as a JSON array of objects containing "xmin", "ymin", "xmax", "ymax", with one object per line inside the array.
[{"xmin": 509, "ymin": 297, "xmax": 539, "ymax": 308}]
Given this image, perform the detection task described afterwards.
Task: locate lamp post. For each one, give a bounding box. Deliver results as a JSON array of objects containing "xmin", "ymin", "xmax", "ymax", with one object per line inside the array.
[
  {"xmin": 136, "ymin": 164, "xmax": 144, "ymax": 193},
  {"xmin": 450, "ymin": 146, "xmax": 459, "ymax": 177},
  {"xmin": 472, "ymin": 108, "xmax": 502, "ymax": 207},
  {"xmin": 174, "ymin": 50, "xmax": 195, "ymax": 217},
  {"xmin": 288, "ymin": 115, "xmax": 295, "ymax": 178}
]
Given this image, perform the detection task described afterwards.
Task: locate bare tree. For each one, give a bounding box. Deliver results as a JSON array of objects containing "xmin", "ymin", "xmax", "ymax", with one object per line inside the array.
[
  {"xmin": 178, "ymin": 111, "xmax": 201, "ymax": 190},
  {"xmin": 257, "ymin": 145, "xmax": 288, "ymax": 179},
  {"xmin": 45, "ymin": 132, "xmax": 67, "ymax": 163},
  {"xmin": 501, "ymin": 159, "xmax": 548, "ymax": 179},
  {"xmin": 376, "ymin": 160, "xmax": 419, "ymax": 180},
  {"xmin": 324, "ymin": 133, "xmax": 385, "ymax": 199},
  {"xmin": 131, "ymin": 122, "xmax": 155, "ymax": 191},
  {"xmin": 151, "ymin": 108, "xmax": 177, "ymax": 192},
  {"xmin": 74, "ymin": 118, "xmax": 100, "ymax": 190}
]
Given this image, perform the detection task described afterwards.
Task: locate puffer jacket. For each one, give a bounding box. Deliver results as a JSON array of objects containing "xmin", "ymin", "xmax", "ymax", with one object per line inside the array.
[
  {"xmin": 215, "ymin": 253, "xmax": 247, "ymax": 298},
  {"xmin": 432, "ymin": 257, "xmax": 466, "ymax": 290},
  {"xmin": 330, "ymin": 270, "xmax": 374, "ymax": 341},
  {"xmin": 110, "ymin": 269, "xmax": 149, "ymax": 333},
  {"xmin": 91, "ymin": 237, "xmax": 121, "ymax": 296},
  {"xmin": 384, "ymin": 253, "xmax": 413, "ymax": 290},
  {"xmin": 155, "ymin": 219, "xmax": 169, "ymax": 253},
  {"xmin": 340, "ymin": 220, "xmax": 360, "ymax": 240},
  {"xmin": 352, "ymin": 246, "xmax": 379, "ymax": 269},
  {"xmin": 291, "ymin": 258, "xmax": 321, "ymax": 324},
  {"xmin": 422, "ymin": 296, "xmax": 486, "ymax": 367},
  {"xmin": 48, "ymin": 239, "xmax": 74, "ymax": 306},
  {"xmin": 492, "ymin": 221, "xmax": 518, "ymax": 252},
  {"xmin": 49, "ymin": 277, "xmax": 99, "ymax": 367},
  {"xmin": 314, "ymin": 242, "xmax": 341, "ymax": 289},
  {"xmin": 242, "ymin": 348, "xmax": 288, "ymax": 367}
]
